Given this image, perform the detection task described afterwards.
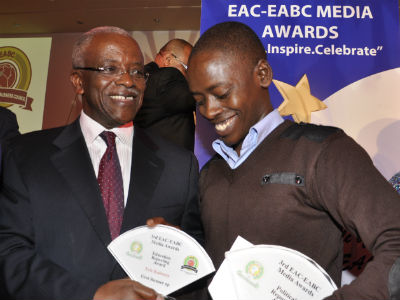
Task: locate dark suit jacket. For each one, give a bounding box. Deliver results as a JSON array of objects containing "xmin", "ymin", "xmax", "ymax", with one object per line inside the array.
[
  {"xmin": 0, "ymin": 119, "xmax": 203, "ymax": 299},
  {"xmin": 134, "ymin": 62, "xmax": 196, "ymax": 152},
  {"xmin": 0, "ymin": 106, "xmax": 20, "ymax": 178},
  {"xmin": 0, "ymin": 107, "xmax": 20, "ymax": 143}
]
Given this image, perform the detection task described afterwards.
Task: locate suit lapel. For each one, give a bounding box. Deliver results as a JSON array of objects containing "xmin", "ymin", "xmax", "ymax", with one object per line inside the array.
[
  {"xmin": 50, "ymin": 120, "xmax": 111, "ymax": 246},
  {"xmin": 121, "ymin": 128, "xmax": 164, "ymax": 232},
  {"xmin": 49, "ymin": 123, "xmax": 164, "ymax": 248}
]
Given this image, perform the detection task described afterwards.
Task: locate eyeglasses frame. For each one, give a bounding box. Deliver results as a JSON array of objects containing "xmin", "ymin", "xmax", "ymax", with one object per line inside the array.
[
  {"xmin": 169, "ymin": 53, "xmax": 188, "ymax": 70},
  {"xmin": 73, "ymin": 66, "xmax": 149, "ymax": 81}
]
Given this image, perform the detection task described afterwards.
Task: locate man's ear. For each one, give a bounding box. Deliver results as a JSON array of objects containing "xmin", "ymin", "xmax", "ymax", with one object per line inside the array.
[
  {"xmin": 163, "ymin": 55, "xmax": 173, "ymax": 67},
  {"xmin": 255, "ymin": 59, "xmax": 273, "ymax": 88},
  {"xmin": 70, "ymin": 72, "xmax": 84, "ymax": 95}
]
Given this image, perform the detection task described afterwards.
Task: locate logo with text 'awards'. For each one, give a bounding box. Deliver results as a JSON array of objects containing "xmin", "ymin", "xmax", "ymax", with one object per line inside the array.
[
  {"xmin": 181, "ymin": 256, "xmax": 199, "ymax": 274},
  {"xmin": 127, "ymin": 241, "xmax": 143, "ymax": 259}
]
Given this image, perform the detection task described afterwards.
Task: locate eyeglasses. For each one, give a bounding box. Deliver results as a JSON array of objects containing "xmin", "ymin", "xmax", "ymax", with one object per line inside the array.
[
  {"xmin": 170, "ymin": 53, "xmax": 188, "ymax": 71},
  {"xmin": 74, "ymin": 66, "xmax": 149, "ymax": 81}
]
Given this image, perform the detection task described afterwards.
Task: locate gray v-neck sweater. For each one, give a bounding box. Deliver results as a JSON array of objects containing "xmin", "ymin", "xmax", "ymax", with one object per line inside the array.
[{"xmin": 200, "ymin": 120, "xmax": 400, "ymax": 299}]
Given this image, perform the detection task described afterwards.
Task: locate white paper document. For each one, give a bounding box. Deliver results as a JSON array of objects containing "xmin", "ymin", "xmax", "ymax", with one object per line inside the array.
[
  {"xmin": 208, "ymin": 236, "xmax": 253, "ymax": 300},
  {"xmin": 108, "ymin": 225, "xmax": 215, "ymax": 296},
  {"xmin": 209, "ymin": 236, "xmax": 337, "ymax": 300}
]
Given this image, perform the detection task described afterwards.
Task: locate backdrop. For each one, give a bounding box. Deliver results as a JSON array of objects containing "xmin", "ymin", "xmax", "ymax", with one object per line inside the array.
[
  {"xmin": 0, "ymin": 38, "xmax": 51, "ymax": 133},
  {"xmin": 196, "ymin": 0, "xmax": 400, "ymax": 182}
]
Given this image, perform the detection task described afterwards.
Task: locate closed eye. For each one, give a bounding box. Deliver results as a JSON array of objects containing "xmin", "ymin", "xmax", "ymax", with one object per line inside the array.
[
  {"xmin": 192, "ymin": 94, "xmax": 205, "ymax": 106},
  {"xmin": 196, "ymin": 100, "xmax": 204, "ymax": 107},
  {"xmin": 215, "ymin": 88, "xmax": 231, "ymax": 100},
  {"xmin": 216, "ymin": 91, "xmax": 230, "ymax": 100}
]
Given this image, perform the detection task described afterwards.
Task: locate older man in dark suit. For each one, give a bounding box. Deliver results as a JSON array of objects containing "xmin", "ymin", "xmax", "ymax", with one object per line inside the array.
[{"xmin": 0, "ymin": 27, "xmax": 202, "ymax": 300}]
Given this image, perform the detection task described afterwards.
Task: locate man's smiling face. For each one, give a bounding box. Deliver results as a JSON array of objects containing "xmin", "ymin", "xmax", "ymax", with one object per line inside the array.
[
  {"xmin": 77, "ymin": 33, "xmax": 146, "ymax": 129},
  {"xmin": 188, "ymin": 49, "xmax": 271, "ymax": 153}
]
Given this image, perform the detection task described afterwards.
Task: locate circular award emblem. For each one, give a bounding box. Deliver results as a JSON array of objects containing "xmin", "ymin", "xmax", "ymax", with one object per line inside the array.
[
  {"xmin": 246, "ymin": 260, "xmax": 264, "ymax": 279},
  {"xmin": 0, "ymin": 46, "xmax": 33, "ymax": 110},
  {"xmin": 130, "ymin": 241, "xmax": 143, "ymax": 254}
]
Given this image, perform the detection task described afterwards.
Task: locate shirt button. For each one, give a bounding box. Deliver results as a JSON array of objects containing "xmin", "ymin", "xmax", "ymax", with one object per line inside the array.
[{"xmin": 262, "ymin": 175, "xmax": 270, "ymax": 184}]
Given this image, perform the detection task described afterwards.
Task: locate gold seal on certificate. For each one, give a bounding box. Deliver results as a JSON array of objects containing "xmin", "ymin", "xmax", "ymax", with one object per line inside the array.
[
  {"xmin": 107, "ymin": 225, "xmax": 215, "ymax": 296},
  {"xmin": 209, "ymin": 236, "xmax": 337, "ymax": 300}
]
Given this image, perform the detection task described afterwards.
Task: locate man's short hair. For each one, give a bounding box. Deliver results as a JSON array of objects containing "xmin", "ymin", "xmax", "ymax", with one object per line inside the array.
[
  {"xmin": 160, "ymin": 39, "xmax": 192, "ymax": 52},
  {"xmin": 159, "ymin": 39, "xmax": 192, "ymax": 59},
  {"xmin": 190, "ymin": 21, "xmax": 266, "ymax": 67},
  {"xmin": 72, "ymin": 26, "xmax": 133, "ymax": 68}
]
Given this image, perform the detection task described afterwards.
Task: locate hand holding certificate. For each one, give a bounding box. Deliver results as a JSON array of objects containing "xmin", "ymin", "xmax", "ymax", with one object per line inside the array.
[{"xmin": 108, "ymin": 225, "xmax": 215, "ymax": 296}]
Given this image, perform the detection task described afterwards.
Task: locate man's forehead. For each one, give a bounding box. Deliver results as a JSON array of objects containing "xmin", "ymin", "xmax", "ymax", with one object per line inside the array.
[
  {"xmin": 188, "ymin": 52, "xmax": 235, "ymax": 90},
  {"xmin": 89, "ymin": 32, "xmax": 135, "ymax": 47},
  {"xmin": 190, "ymin": 50, "xmax": 238, "ymax": 72},
  {"xmin": 84, "ymin": 34, "xmax": 142, "ymax": 61}
]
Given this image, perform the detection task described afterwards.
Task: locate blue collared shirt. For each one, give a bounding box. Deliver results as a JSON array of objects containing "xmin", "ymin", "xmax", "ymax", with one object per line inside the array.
[{"xmin": 212, "ymin": 109, "xmax": 284, "ymax": 169}]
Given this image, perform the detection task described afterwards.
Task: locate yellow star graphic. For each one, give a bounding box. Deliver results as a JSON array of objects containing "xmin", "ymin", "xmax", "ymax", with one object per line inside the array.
[{"xmin": 273, "ymin": 74, "xmax": 327, "ymax": 123}]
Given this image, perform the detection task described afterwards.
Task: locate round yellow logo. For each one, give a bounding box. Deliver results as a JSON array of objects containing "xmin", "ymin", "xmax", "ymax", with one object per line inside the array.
[
  {"xmin": 0, "ymin": 46, "xmax": 33, "ymax": 110},
  {"xmin": 130, "ymin": 241, "xmax": 143, "ymax": 254},
  {"xmin": 245, "ymin": 260, "xmax": 264, "ymax": 279}
]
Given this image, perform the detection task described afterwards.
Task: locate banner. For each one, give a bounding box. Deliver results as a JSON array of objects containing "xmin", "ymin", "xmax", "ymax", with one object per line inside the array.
[
  {"xmin": 197, "ymin": 0, "xmax": 400, "ymax": 180},
  {"xmin": 0, "ymin": 38, "xmax": 52, "ymax": 133}
]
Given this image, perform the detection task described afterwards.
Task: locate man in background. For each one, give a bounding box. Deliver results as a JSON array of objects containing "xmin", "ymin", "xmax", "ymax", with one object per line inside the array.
[
  {"xmin": 187, "ymin": 21, "xmax": 400, "ymax": 299},
  {"xmin": 0, "ymin": 26, "xmax": 202, "ymax": 300},
  {"xmin": 134, "ymin": 39, "xmax": 196, "ymax": 152}
]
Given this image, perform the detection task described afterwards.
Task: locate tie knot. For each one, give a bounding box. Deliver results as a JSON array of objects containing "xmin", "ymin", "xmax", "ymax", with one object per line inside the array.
[{"xmin": 100, "ymin": 131, "xmax": 116, "ymax": 148}]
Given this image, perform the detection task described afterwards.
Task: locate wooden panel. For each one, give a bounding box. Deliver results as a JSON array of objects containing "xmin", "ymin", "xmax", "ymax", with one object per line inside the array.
[{"xmin": 0, "ymin": 0, "xmax": 201, "ymax": 34}]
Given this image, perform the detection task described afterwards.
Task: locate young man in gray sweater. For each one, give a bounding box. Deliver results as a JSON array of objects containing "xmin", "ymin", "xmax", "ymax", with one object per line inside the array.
[{"xmin": 187, "ymin": 21, "xmax": 400, "ymax": 299}]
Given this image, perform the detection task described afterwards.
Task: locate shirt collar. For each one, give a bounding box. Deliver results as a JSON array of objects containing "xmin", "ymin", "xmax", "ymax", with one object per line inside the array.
[
  {"xmin": 250, "ymin": 109, "xmax": 284, "ymax": 149},
  {"xmin": 212, "ymin": 109, "xmax": 284, "ymax": 166},
  {"xmin": 79, "ymin": 110, "xmax": 133, "ymax": 146}
]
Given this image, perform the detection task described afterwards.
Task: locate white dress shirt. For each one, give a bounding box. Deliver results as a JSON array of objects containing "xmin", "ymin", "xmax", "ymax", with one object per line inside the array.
[{"xmin": 79, "ymin": 111, "xmax": 133, "ymax": 206}]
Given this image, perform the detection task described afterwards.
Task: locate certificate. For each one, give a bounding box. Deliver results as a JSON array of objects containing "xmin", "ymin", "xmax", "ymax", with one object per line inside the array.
[
  {"xmin": 209, "ymin": 236, "xmax": 337, "ymax": 300},
  {"xmin": 108, "ymin": 225, "xmax": 215, "ymax": 296}
]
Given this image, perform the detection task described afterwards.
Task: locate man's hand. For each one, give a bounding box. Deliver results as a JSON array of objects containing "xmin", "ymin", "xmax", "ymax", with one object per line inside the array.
[
  {"xmin": 146, "ymin": 217, "xmax": 180, "ymax": 230},
  {"xmin": 93, "ymin": 278, "xmax": 162, "ymax": 300}
]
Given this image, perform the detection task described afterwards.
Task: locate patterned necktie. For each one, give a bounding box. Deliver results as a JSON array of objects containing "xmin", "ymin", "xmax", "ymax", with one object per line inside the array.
[{"xmin": 98, "ymin": 131, "xmax": 124, "ymax": 240}]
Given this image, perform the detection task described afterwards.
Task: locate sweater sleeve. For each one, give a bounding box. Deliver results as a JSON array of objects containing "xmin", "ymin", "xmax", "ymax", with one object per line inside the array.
[{"xmin": 311, "ymin": 132, "xmax": 400, "ymax": 299}]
